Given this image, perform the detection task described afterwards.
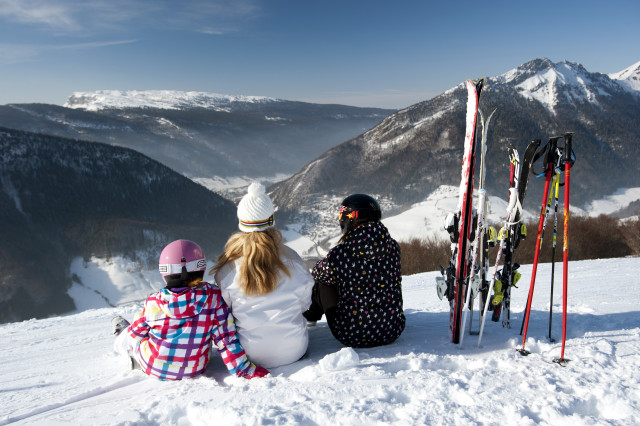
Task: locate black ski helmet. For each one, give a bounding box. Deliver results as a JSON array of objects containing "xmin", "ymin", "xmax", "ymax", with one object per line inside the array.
[{"xmin": 338, "ymin": 193, "xmax": 382, "ymax": 234}]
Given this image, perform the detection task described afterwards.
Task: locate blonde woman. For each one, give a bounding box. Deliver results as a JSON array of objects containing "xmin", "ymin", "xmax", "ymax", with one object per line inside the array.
[{"xmin": 210, "ymin": 183, "xmax": 314, "ymax": 368}]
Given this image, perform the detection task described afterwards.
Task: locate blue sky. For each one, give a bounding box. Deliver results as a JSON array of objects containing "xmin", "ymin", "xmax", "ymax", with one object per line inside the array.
[{"xmin": 0, "ymin": 0, "xmax": 638, "ymax": 109}]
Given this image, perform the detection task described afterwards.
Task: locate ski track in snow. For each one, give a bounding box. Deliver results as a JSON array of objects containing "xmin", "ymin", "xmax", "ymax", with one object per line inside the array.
[{"xmin": 1, "ymin": 258, "xmax": 639, "ymax": 425}]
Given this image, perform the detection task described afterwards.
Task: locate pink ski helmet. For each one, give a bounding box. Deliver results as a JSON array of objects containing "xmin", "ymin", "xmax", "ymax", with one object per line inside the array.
[{"xmin": 158, "ymin": 239, "xmax": 207, "ymax": 288}]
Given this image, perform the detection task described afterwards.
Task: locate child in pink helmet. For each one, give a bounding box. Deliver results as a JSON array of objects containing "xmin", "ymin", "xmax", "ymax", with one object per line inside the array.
[{"xmin": 113, "ymin": 239, "xmax": 268, "ymax": 380}]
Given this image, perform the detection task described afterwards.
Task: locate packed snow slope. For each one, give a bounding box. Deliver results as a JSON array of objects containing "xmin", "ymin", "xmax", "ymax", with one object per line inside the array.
[{"xmin": 2, "ymin": 257, "xmax": 639, "ymax": 425}]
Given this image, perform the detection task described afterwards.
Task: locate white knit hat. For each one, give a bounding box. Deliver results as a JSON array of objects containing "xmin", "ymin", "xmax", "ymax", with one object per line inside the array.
[{"xmin": 237, "ymin": 182, "xmax": 275, "ymax": 232}]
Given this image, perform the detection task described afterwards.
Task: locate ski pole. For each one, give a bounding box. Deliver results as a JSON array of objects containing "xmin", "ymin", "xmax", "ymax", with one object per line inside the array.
[
  {"xmin": 518, "ymin": 136, "xmax": 560, "ymax": 355},
  {"xmin": 554, "ymin": 132, "xmax": 574, "ymax": 365},
  {"xmin": 548, "ymin": 168, "xmax": 561, "ymax": 342},
  {"xmin": 519, "ymin": 139, "xmax": 556, "ymax": 335}
]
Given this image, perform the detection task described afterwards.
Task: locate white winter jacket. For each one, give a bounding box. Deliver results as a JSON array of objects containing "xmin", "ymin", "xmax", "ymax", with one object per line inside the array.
[{"xmin": 214, "ymin": 244, "xmax": 314, "ymax": 368}]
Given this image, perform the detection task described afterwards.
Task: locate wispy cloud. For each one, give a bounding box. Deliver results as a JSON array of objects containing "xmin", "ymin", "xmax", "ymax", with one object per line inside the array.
[
  {"xmin": 0, "ymin": 39, "xmax": 138, "ymax": 65},
  {"xmin": 198, "ymin": 29, "xmax": 226, "ymax": 36},
  {"xmin": 148, "ymin": 0, "xmax": 261, "ymax": 35},
  {"xmin": 0, "ymin": 1, "xmax": 260, "ymax": 65},
  {"xmin": 0, "ymin": 0, "xmax": 261, "ymax": 35},
  {"xmin": 55, "ymin": 39, "xmax": 139, "ymax": 50},
  {"xmin": 0, "ymin": 0, "xmax": 79, "ymax": 31}
]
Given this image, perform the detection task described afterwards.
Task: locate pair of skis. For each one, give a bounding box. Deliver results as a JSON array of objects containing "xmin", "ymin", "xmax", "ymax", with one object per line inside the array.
[
  {"xmin": 518, "ymin": 133, "xmax": 575, "ymax": 365},
  {"xmin": 435, "ymin": 77, "xmax": 539, "ymax": 346},
  {"xmin": 474, "ymin": 139, "xmax": 540, "ymax": 345},
  {"xmin": 435, "ymin": 75, "xmax": 542, "ymax": 346},
  {"xmin": 458, "ymin": 107, "xmax": 495, "ymax": 345},
  {"xmin": 435, "ymin": 78, "xmax": 485, "ymax": 344}
]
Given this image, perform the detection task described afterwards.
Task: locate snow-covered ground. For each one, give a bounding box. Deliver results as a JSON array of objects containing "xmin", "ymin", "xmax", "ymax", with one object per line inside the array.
[
  {"xmin": 69, "ymin": 257, "xmax": 161, "ymax": 311},
  {"xmin": 64, "ymin": 90, "xmax": 277, "ymax": 112},
  {"xmin": 583, "ymin": 188, "xmax": 640, "ymax": 217},
  {"xmin": 1, "ymin": 257, "xmax": 639, "ymax": 425},
  {"xmin": 3, "ymin": 183, "xmax": 638, "ymax": 424},
  {"xmin": 380, "ymin": 185, "xmax": 537, "ymax": 243}
]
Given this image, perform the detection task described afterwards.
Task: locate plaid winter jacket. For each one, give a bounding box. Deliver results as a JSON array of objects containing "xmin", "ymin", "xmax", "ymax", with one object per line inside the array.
[
  {"xmin": 128, "ymin": 282, "xmax": 259, "ymax": 380},
  {"xmin": 312, "ymin": 221, "xmax": 405, "ymax": 347}
]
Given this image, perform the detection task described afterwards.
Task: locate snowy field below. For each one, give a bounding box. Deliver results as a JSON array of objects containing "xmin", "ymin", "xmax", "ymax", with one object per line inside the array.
[{"xmin": 2, "ymin": 257, "xmax": 639, "ymax": 425}]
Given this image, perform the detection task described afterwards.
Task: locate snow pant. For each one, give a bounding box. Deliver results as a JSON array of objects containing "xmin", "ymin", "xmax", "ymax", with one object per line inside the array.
[
  {"xmin": 113, "ymin": 317, "xmax": 141, "ymax": 370},
  {"xmin": 303, "ymin": 280, "xmax": 338, "ymax": 334}
]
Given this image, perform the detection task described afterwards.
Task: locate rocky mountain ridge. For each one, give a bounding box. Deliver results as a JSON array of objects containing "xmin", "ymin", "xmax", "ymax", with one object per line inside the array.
[
  {"xmin": 271, "ymin": 58, "xmax": 640, "ymax": 242},
  {"xmin": 0, "ymin": 99, "xmax": 394, "ymax": 179}
]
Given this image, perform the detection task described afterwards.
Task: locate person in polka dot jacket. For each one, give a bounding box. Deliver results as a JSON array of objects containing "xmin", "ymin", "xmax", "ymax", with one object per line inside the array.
[{"xmin": 304, "ymin": 194, "xmax": 405, "ymax": 348}]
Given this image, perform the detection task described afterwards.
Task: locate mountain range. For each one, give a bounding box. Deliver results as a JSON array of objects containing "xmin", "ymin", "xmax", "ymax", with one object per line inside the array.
[
  {"xmin": 1, "ymin": 57, "xmax": 638, "ymax": 323},
  {"xmin": 271, "ymin": 59, "xmax": 640, "ymax": 234},
  {"xmin": 0, "ymin": 127, "xmax": 237, "ymax": 323},
  {"xmin": 0, "ymin": 95, "xmax": 394, "ymax": 179}
]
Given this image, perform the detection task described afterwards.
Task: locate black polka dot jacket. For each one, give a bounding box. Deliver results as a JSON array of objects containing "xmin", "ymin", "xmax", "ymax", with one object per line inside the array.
[{"xmin": 312, "ymin": 221, "xmax": 406, "ymax": 347}]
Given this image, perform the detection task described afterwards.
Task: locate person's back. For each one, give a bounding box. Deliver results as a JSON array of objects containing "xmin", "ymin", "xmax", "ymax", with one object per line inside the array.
[
  {"xmin": 113, "ymin": 239, "xmax": 268, "ymax": 381},
  {"xmin": 129, "ymin": 282, "xmax": 227, "ymax": 379},
  {"xmin": 314, "ymin": 220, "xmax": 405, "ymax": 347},
  {"xmin": 304, "ymin": 193, "xmax": 406, "ymax": 348},
  {"xmin": 211, "ymin": 183, "xmax": 313, "ymax": 368},
  {"xmin": 216, "ymin": 244, "xmax": 313, "ymax": 367}
]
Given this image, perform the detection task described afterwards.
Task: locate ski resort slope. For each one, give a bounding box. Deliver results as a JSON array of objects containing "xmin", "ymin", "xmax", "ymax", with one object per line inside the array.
[{"xmin": 1, "ymin": 257, "xmax": 639, "ymax": 425}]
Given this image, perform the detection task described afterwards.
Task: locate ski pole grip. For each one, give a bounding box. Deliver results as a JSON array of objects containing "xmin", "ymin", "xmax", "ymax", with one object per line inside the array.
[
  {"xmin": 548, "ymin": 136, "xmax": 561, "ymax": 165},
  {"xmin": 563, "ymin": 132, "xmax": 573, "ymax": 164}
]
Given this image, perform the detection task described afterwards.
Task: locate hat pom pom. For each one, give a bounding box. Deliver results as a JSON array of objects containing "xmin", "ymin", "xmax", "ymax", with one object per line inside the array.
[{"xmin": 247, "ymin": 182, "xmax": 265, "ymax": 196}]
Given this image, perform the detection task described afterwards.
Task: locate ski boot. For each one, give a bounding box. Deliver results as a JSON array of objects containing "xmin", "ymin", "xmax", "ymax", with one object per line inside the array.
[
  {"xmin": 490, "ymin": 279, "xmax": 504, "ymax": 322},
  {"xmin": 470, "ymin": 275, "xmax": 482, "ymax": 300},
  {"xmin": 112, "ymin": 316, "xmax": 130, "ymax": 336},
  {"xmin": 487, "ymin": 226, "xmax": 498, "ymax": 247},
  {"xmin": 436, "ymin": 265, "xmax": 455, "ymax": 301},
  {"xmin": 491, "ymin": 280, "xmax": 504, "ymax": 307}
]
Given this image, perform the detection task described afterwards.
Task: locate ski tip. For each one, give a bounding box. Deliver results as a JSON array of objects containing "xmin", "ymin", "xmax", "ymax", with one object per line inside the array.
[
  {"xmin": 466, "ymin": 77, "xmax": 486, "ymax": 91},
  {"xmin": 476, "ymin": 77, "xmax": 487, "ymax": 92},
  {"xmin": 552, "ymin": 358, "xmax": 571, "ymax": 367}
]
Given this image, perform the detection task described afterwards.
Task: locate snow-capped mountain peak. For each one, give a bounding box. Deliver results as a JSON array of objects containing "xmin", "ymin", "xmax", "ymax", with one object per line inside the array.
[
  {"xmin": 492, "ymin": 58, "xmax": 616, "ymax": 113},
  {"xmin": 609, "ymin": 60, "xmax": 640, "ymax": 92},
  {"xmin": 64, "ymin": 89, "xmax": 278, "ymax": 112}
]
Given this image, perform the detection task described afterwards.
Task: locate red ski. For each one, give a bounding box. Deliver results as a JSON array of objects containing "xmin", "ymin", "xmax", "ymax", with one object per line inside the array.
[{"xmin": 451, "ymin": 79, "xmax": 484, "ymax": 343}]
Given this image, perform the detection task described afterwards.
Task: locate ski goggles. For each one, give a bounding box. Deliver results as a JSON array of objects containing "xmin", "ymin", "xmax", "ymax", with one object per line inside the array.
[
  {"xmin": 338, "ymin": 206, "xmax": 358, "ymax": 221},
  {"xmin": 159, "ymin": 258, "xmax": 207, "ymax": 275}
]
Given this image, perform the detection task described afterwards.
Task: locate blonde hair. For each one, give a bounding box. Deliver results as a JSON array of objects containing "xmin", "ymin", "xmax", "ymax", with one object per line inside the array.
[
  {"xmin": 188, "ymin": 278, "xmax": 203, "ymax": 288},
  {"xmin": 210, "ymin": 228, "xmax": 290, "ymax": 297}
]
